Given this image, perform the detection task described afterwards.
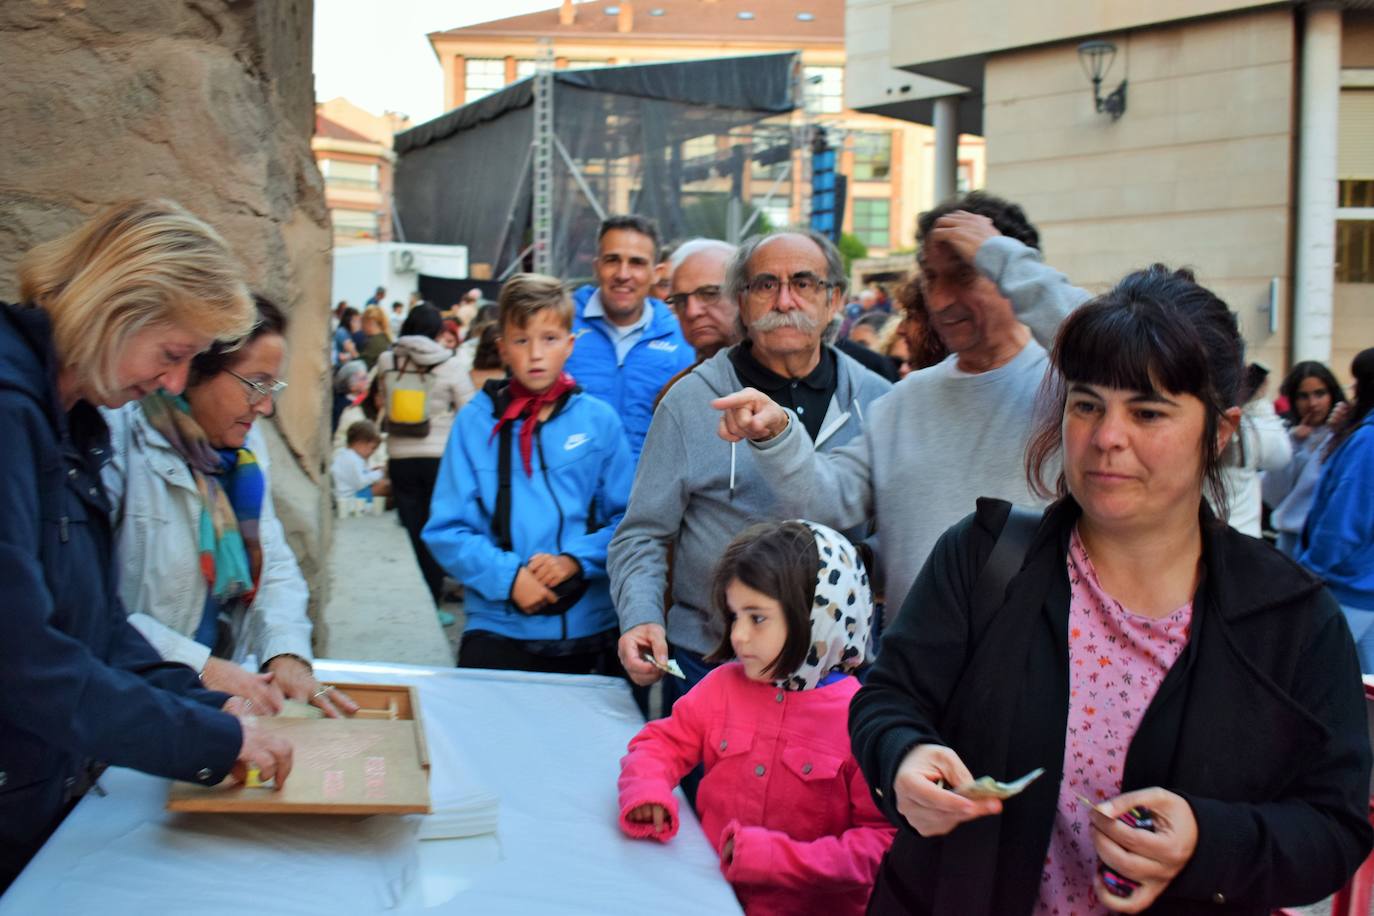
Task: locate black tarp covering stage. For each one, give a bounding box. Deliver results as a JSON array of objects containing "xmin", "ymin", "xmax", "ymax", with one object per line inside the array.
[{"xmin": 394, "ymin": 52, "xmax": 799, "ymax": 281}]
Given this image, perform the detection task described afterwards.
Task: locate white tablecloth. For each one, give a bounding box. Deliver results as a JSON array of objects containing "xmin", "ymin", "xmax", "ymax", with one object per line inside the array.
[{"xmin": 0, "ymin": 661, "xmax": 743, "ymax": 915}]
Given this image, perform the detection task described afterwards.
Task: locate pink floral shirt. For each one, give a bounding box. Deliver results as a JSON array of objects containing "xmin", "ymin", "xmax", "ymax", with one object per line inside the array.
[{"xmin": 1036, "ymin": 528, "xmax": 1193, "ymax": 914}]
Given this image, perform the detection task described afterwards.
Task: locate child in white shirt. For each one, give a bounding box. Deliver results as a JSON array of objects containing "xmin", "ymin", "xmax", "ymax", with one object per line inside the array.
[{"xmin": 331, "ymin": 420, "xmax": 389, "ymax": 502}]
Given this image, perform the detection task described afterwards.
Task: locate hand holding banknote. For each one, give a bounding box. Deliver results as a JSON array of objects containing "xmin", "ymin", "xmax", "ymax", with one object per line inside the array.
[{"xmin": 892, "ymin": 744, "xmax": 1002, "ymax": 836}]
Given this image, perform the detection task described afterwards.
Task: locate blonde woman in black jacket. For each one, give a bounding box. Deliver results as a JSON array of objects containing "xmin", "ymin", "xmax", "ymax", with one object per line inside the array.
[{"xmin": 851, "ymin": 266, "xmax": 1372, "ymax": 915}]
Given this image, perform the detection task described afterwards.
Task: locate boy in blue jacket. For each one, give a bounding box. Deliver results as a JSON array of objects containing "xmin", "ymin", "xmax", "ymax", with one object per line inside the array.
[{"xmin": 423, "ymin": 273, "xmax": 634, "ymax": 674}]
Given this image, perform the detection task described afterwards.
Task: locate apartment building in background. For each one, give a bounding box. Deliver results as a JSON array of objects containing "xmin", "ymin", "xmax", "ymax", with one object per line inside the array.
[
  {"xmin": 426, "ymin": 0, "xmax": 985, "ymax": 257},
  {"xmin": 847, "ymin": 0, "xmax": 1373, "ymax": 380},
  {"xmin": 312, "ymin": 97, "xmax": 411, "ymax": 247}
]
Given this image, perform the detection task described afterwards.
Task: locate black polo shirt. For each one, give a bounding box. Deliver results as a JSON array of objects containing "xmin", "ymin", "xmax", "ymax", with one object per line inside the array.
[{"xmin": 729, "ymin": 341, "xmax": 836, "ymax": 442}]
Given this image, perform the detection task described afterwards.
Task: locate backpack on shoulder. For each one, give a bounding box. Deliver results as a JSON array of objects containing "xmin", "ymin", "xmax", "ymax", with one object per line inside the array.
[{"xmin": 384, "ymin": 355, "xmax": 439, "ymax": 438}]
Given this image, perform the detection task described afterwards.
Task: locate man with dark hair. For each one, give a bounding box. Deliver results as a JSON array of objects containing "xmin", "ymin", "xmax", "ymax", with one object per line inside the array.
[
  {"xmin": 611, "ymin": 229, "xmax": 891, "ymax": 695},
  {"xmin": 715, "ymin": 193, "xmax": 1091, "ymax": 625},
  {"xmin": 565, "ymin": 214, "xmax": 693, "ymax": 459}
]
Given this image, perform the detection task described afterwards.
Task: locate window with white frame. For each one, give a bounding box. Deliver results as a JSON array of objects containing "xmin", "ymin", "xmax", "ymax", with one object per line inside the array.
[
  {"xmin": 515, "ymin": 59, "xmax": 538, "ymax": 81},
  {"xmin": 851, "ymin": 132, "xmax": 891, "ymax": 182},
  {"xmin": 1337, "ymin": 89, "xmax": 1374, "ymax": 284},
  {"xmin": 331, "ymin": 208, "xmax": 380, "ymax": 239},
  {"xmin": 464, "ymin": 58, "xmax": 505, "ymax": 103},
  {"xmin": 321, "ymin": 159, "xmax": 379, "ymax": 190},
  {"xmin": 852, "ymin": 198, "xmax": 890, "ymax": 249},
  {"xmin": 1338, "ymin": 179, "xmax": 1374, "ymax": 284},
  {"xmin": 803, "ymin": 66, "xmax": 844, "ymax": 115},
  {"xmin": 958, "ymin": 161, "xmax": 975, "ymax": 194}
]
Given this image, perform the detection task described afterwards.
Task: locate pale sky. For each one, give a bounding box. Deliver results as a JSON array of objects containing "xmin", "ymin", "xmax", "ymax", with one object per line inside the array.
[{"xmin": 313, "ymin": 0, "xmax": 556, "ymax": 126}]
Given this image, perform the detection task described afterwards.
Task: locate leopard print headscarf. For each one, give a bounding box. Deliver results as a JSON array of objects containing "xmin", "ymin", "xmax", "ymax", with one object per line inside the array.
[{"xmin": 776, "ymin": 521, "xmax": 874, "ymax": 692}]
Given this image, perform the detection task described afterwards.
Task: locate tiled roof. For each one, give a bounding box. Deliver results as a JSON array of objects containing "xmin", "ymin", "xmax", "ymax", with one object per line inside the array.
[
  {"xmin": 430, "ymin": 0, "xmax": 842, "ymax": 43},
  {"xmin": 314, "ymin": 113, "xmax": 374, "ymax": 143}
]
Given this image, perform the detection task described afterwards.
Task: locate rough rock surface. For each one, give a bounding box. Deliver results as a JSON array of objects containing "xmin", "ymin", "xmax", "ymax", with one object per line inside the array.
[{"xmin": 0, "ymin": 0, "xmax": 334, "ymax": 642}]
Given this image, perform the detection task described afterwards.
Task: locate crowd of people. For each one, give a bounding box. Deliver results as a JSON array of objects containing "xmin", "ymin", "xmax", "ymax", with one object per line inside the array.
[{"xmin": 3, "ymin": 191, "xmax": 1372, "ymax": 916}]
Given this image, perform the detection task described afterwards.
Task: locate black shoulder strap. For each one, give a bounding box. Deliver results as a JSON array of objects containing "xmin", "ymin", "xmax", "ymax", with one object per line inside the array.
[
  {"xmin": 493, "ymin": 423, "xmax": 514, "ymax": 551},
  {"xmin": 969, "ymin": 504, "xmax": 1041, "ymax": 641}
]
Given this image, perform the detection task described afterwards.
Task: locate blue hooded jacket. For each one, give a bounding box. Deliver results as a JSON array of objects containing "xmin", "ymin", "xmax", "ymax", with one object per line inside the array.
[
  {"xmin": 1301, "ymin": 413, "xmax": 1374, "ymax": 610},
  {"xmin": 0, "ymin": 303, "xmax": 240, "ymax": 888},
  {"xmin": 564, "ymin": 285, "xmax": 695, "ymax": 459},
  {"xmin": 423, "ymin": 381, "xmax": 634, "ymax": 643}
]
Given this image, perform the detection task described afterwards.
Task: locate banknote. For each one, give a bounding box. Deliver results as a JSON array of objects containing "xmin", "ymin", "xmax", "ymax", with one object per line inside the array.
[
  {"xmin": 641, "ymin": 653, "xmax": 686, "ymax": 679},
  {"xmin": 953, "ymin": 766, "xmax": 1045, "ymax": 800}
]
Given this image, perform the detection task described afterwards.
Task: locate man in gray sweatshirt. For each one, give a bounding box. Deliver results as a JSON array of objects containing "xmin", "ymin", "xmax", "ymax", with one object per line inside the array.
[
  {"xmin": 610, "ymin": 229, "xmax": 892, "ymax": 691},
  {"xmin": 716, "ymin": 193, "xmax": 1092, "ymax": 626}
]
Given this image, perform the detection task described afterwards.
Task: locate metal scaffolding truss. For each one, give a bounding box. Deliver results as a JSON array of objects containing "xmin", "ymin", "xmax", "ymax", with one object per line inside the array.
[{"xmin": 393, "ymin": 52, "xmax": 800, "ymax": 280}]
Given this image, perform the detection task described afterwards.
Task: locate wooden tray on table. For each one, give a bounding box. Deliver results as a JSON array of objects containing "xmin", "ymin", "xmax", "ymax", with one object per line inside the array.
[{"xmin": 167, "ymin": 683, "xmax": 431, "ymax": 815}]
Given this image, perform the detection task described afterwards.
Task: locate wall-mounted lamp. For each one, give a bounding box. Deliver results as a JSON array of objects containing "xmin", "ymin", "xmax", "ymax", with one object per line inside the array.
[{"xmin": 1077, "ymin": 40, "xmax": 1127, "ymax": 120}]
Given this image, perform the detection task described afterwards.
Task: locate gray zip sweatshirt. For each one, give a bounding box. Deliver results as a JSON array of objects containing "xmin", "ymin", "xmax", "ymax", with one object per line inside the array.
[
  {"xmin": 609, "ymin": 345, "xmax": 892, "ymax": 655},
  {"xmin": 749, "ymin": 235, "xmax": 1093, "ymax": 624}
]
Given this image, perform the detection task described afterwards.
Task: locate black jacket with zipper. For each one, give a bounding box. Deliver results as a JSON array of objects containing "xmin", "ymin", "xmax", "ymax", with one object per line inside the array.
[{"xmin": 852, "ymin": 497, "xmax": 1372, "ymax": 915}]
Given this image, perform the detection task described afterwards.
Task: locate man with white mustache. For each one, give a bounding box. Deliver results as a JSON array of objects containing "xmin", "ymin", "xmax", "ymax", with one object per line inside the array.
[
  {"xmin": 610, "ymin": 229, "xmax": 892, "ymax": 699},
  {"xmin": 713, "ymin": 192, "xmax": 1091, "ymax": 630}
]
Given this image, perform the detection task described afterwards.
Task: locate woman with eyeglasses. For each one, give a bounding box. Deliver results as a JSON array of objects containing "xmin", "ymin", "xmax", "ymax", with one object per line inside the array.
[
  {"xmin": 0, "ymin": 200, "xmax": 292, "ymax": 889},
  {"xmin": 103, "ymin": 295, "xmax": 358, "ymax": 719}
]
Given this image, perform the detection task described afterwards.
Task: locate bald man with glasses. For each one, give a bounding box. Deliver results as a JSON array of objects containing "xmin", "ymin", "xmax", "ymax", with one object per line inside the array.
[{"xmin": 652, "ymin": 238, "xmax": 740, "ymax": 407}]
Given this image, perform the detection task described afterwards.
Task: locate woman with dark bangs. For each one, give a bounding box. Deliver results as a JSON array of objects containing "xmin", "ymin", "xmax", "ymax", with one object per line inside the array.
[
  {"xmin": 850, "ymin": 265, "xmax": 1372, "ymax": 915},
  {"xmin": 1263, "ymin": 360, "xmax": 1348, "ymax": 557},
  {"xmin": 1300, "ymin": 347, "xmax": 1374, "ymax": 673}
]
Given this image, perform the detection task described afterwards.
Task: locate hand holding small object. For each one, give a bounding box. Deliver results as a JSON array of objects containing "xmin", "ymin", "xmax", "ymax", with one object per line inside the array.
[
  {"xmin": 892, "ymin": 744, "xmax": 1002, "ymax": 837},
  {"xmin": 640, "ymin": 652, "xmax": 685, "ymax": 679},
  {"xmin": 512, "ymin": 566, "xmax": 557, "ymax": 614},
  {"xmin": 618, "ymin": 623, "xmax": 669, "ymax": 686},
  {"xmin": 711, "ymin": 388, "xmax": 788, "ymax": 443},
  {"xmin": 952, "ymin": 766, "xmax": 1044, "ymax": 800},
  {"xmin": 626, "ymin": 802, "xmax": 670, "ymax": 835},
  {"xmin": 1086, "ymin": 787, "xmax": 1198, "ymax": 912},
  {"xmin": 231, "ymin": 715, "xmax": 293, "ymax": 791},
  {"xmin": 265, "ymin": 654, "xmax": 358, "ymax": 718},
  {"xmin": 527, "ymin": 552, "xmax": 579, "ymax": 588}
]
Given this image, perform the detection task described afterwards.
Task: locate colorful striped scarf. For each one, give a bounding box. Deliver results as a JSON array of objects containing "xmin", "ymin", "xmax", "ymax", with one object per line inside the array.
[{"xmin": 140, "ymin": 393, "xmax": 264, "ymax": 602}]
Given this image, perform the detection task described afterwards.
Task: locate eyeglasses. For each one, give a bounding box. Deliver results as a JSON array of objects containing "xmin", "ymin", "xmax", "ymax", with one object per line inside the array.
[
  {"xmin": 228, "ymin": 370, "xmax": 288, "ymax": 405},
  {"xmin": 665, "ymin": 285, "xmax": 724, "ymax": 311},
  {"xmin": 744, "ymin": 272, "xmax": 831, "ymax": 303}
]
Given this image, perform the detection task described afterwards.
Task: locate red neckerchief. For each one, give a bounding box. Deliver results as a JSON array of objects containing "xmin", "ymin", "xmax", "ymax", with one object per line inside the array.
[{"xmin": 489, "ymin": 373, "xmax": 576, "ymax": 476}]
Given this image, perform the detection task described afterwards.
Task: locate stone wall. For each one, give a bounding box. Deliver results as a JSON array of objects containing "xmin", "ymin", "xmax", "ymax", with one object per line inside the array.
[{"xmin": 0, "ymin": 0, "xmax": 334, "ymax": 645}]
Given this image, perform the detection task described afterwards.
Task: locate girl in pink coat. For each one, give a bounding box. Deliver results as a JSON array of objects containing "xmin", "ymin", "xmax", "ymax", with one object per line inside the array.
[{"xmin": 618, "ymin": 520, "xmax": 896, "ymax": 916}]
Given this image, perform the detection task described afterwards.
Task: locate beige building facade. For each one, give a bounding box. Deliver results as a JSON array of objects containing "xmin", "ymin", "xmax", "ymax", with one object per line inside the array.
[
  {"xmin": 312, "ymin": 97, "xmax": 409, "ymax": 248},
  {"xmin": 426, "ymin": 0, "xmax": 985, "ymax": 257},
  {"xmin": 847, "ymin": 0, "xmax": 1373, "ymax": 383}
]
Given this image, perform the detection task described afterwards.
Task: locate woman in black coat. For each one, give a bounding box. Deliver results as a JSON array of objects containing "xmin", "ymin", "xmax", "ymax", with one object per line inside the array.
[
  {"xmin": 0, "ymin": 200, "xmax": 293, "ymax": 890},
  {"xmin": 851, "ymin": 266, "xmax": 1372, "ymax": 915}
]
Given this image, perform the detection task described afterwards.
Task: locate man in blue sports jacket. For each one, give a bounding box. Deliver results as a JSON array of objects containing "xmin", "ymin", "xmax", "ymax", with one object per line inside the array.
[{"xmin": 566, "ymin": 215, "xmax": 694, "ymax": 460}]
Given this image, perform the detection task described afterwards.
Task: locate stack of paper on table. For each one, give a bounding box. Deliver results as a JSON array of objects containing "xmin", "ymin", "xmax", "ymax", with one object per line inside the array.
[{"xmin": 417, "ymin": 723, "xmax": 499, "ymax": 840}]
